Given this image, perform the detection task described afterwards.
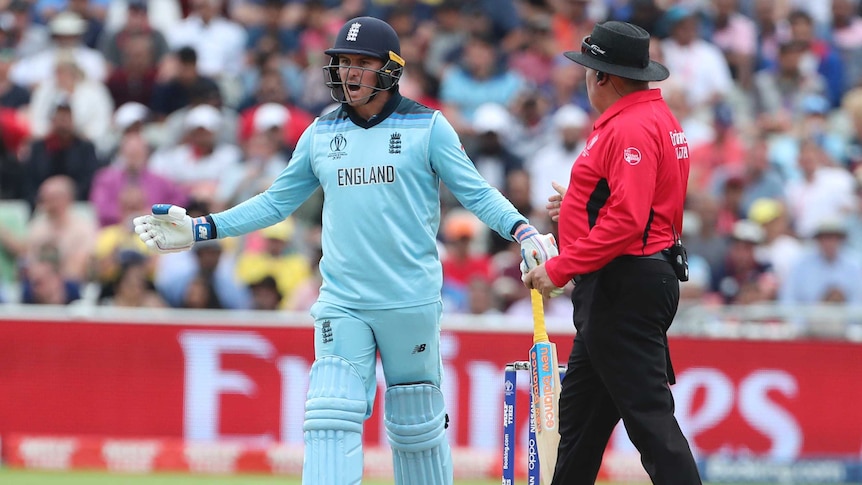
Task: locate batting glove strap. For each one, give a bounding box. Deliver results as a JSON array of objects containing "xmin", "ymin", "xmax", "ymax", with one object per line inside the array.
[
  {"xmin": 513, "ymin": 224, "xmax": 538, "ymax": 243},
  {"xmin": 192, "ymin": 216, "xmax": 218, "ymax": 241}
]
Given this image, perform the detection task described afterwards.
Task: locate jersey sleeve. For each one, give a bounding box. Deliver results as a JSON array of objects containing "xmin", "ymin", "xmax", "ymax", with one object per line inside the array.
[
  {"xmin": 545, "ymin": 124, "xmax": 659, "ymax": 287},
  {"xmin": 211, "ymin": 123, "xmax": 321, "ymax": 238},
  {"xmin": 428, "ymin": 114, "xmax": 527, "ymax": 241}
]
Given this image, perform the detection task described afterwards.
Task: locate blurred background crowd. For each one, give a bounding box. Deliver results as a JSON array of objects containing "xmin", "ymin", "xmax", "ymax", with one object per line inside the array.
[{"xmin": 2, "ymin": 0, "xmax": 862, "ymax": 320}]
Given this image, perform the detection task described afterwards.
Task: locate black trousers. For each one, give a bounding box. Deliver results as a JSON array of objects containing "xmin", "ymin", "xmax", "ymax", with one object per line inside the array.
[{"xmin": 551, "ymin": 256, "xmax": 701, "ymax": 485}]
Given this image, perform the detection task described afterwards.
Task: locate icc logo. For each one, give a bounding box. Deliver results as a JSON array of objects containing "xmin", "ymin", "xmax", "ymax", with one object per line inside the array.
[{"xmin": 330, "ymin": 134, "xmax": 347, "ymax": 152}]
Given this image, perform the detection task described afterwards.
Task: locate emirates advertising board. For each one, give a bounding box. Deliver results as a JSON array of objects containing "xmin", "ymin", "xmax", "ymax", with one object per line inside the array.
[{"xmin": 0, "ymin": 313, "xmax": 860, "ymax": 482}]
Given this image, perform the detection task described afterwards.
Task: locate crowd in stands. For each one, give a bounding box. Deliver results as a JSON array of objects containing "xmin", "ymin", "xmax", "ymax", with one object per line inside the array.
[{"xmin": 2, "ymin": 0, "xmax": 862, "ymax": 321}]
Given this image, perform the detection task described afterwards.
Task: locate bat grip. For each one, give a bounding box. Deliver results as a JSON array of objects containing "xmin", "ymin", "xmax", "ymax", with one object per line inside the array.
[{"xmin": 531, "ymin": 290, "xmax": 548, "ymax": 344}]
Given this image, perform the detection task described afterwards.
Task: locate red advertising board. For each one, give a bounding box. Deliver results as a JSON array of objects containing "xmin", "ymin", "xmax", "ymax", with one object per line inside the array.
[{"xmin": 1, "ymin": 315, "xmax": 861, "ymax": 466}]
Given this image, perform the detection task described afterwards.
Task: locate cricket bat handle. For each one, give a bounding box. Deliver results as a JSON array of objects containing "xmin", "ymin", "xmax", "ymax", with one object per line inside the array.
[{"xmin": 531, "ymin": 289, "xmax": 548, "ymax": 344}]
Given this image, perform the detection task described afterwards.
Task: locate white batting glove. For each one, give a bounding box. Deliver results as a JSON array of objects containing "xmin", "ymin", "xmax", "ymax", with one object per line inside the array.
[
  {"xmin": 134, "ymin": 204, "xmax": 212, "ymax": 254},
  {"xmin": 516, "ymin": 227, "xmax": 564, "ymax": 297},
  {"xmin": 516, "ymin": 226, "xmax": 559, "ymax": 268}
]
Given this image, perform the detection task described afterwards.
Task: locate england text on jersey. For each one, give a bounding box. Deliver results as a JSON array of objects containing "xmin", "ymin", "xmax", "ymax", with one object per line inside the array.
[{"xmin": 337, "ymin": 165, "xmax": 396, "ymax": 186}]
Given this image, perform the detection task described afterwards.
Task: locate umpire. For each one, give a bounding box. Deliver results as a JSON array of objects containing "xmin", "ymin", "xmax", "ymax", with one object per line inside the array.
[{"xmin": 523, "ymin": 21, "xmax": 702, "ymax": 485}]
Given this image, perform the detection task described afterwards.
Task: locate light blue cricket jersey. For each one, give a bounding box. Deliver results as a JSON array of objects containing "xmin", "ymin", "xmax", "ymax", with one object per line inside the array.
[{"xmin": 212, "ymin": 93, "xmax": 527, "ymax": 309}]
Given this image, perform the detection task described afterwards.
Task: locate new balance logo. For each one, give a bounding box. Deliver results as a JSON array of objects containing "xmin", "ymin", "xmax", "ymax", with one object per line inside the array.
[
  {"xmin": 196, "ymin": 225, "xmax": 208, "ymax": 240},
  {"xmin": 321, "ymin": 320, "xmax": 333, "ymax": 344},
  {"xmin": 346, "ymin": 22, "xmax": 361, "ymax": 41},
  {"xmin": 412, "ymin": 343, "xmax": 426, "ymax": 354}
]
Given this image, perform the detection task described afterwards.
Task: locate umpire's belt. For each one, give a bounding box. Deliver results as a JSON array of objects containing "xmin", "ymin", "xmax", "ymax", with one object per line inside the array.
[{"xmin": 572, "ymin": 250, "xmax": 670, "ymax": 285}]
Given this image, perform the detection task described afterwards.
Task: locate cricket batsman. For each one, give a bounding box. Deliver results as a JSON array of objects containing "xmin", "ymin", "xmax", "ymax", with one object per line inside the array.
[{"xmin": 134, "ymin": 16, "xmax": 558, "ymax": 485}]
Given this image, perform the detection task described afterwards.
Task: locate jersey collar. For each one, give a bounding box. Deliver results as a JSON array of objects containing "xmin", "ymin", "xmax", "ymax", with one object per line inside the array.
[
  {"xmin": 593, "ymin": 88, "xmax": 663, "ymax": 130},
  {"xmin": 345, "ymin": 90, "xmax": 403, "ymax": 129}
]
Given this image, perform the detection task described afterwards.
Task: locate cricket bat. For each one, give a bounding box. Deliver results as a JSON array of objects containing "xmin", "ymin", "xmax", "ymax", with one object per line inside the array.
[{"xmin": 529, "ymin": 289, "xmax": 561, "ymax": 485}]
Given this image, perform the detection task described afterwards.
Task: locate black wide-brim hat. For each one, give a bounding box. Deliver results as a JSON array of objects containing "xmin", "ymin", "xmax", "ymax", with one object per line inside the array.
[{"xmin": 564, "ymin": 21, "xmax": 669, "ymax": 82}]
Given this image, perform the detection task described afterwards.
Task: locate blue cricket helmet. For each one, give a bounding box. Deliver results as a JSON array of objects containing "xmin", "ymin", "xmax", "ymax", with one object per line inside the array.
[
  {"xmin": 325, "ymin": 16, "xmax": 401, "ymax": 59},
  {"xmin": 323, "ymin": 17, "xmax": 406, "ymax": 103}
]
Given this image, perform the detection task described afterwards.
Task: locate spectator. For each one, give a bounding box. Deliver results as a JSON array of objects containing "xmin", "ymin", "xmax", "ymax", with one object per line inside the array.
[
  {"xmin": 159, "ymin": 78, "xmax": 240, "ymax": 148},
  {"xmin": 509, "ymin": 14, "xmax": 557, "ymax": 89},
  {"xmin": 424, "ymin": 1, "xmax": 467, "ymax": 80},
  {"xmin": 710, "ymin": 219, "xmax": 776, "ymax": 304},
  {"xmin": 9, "ymin": 11, "xmax": 108, "ymax": 88},
  {"xmin": 0, "ymin": 48, "xmax": 30, "ymax": 110},
  {"xmin": 661, "ymin": 5, "xmax": 734, "ymax": 114},
  {"xmin": 527, "ymin": 104, "xmax": 588, "ymax": 213},
  {"xmin": 148, "ymin": 104, "xmax": 242, "ymax": 205},
  {"xmin": 618, "ymin": 0, "xmax": 663, "ymax": 34},
  {"xmin": 236, "ymin": 71, "xmax": 314, "ymax": 152},
  {"xmin": 439, "ymin": 32, "xmax": 525, "ymax": 133},
  {"xmin": 235, "ymin": 219, "xmax": 311, "ymax": 309},
  {"xmin": 181, "ymin": 272, "xmax": 223, "ymax": 309},
  {"xmin": 23, "ymin": 99, "xmax": 102, "ymax": 207},
  {"xmin": 785, "ymin": 138, "xmax": 857, "ymax": 238},
  {"xmin": 690, "ymin": 102, "xmax": 748, "ymax": 193},
  {"xmin": 662, "ymin": 80, "xmax": 714, "ymax": 150},
  {"xmin": 780, "ymin": 218, "xmax": 862, "ymax": 305},
  {"xmin": 24, "ymin": 175, "xmax": 98, "ymax": 282},
  {"xmin": 104, "ymin": 0, "xmax": 182, "ymax": 35},
  {"xmin": 545, "ymin": 53, "xmax": 589, "ymax": 112},
  {"xmin": 90, "ymin": 132, "xmax": 187, "ymax": 227},
  {"xmin": 788, "ymin": 9, "xmax": 846, "ymax": 108},
  {"xmin": 104, "ymin": 34, "xmax": 159, "ymax": 109},
  {"xmin": 99, "ymin": 0, "xmax": 170, "ymax": 68},
  {"xmin": 28, "ymin": 53, "xmax": 114, "ymax": 142},
  {"xmin": 150, "ymin": 46, "xmax": 221, "ymax": 119},
  {"xmin": 164, "ymin": 0, "xmax": 247, "ymax": 80},
  {"xmin": 507, "ymin": 89, "xmax": 554, "ymax": 163},
  {"xmin": 99, "ymin": 251, "xmax": 165, "ymax": 307},
  {"xmin": 549, "ymin": 0, "xmax": 594, "ymax": 54},
  {"xmin": 710, "ymin": 135, "xmax": 786, "ymax": 216},
  {"xmin": 248, "ymin": 274, "xmax": 283, "ymax": 310},
  {"xmin": 244, "ymin": 0, "xmax": 299, "ymax": 59},
  {"xmin": 215, "ymin": 128, "xmax": 288, "ymax": 211},
  {"xmin": 708, "ymin": 0, "xmax": 758, "ymax": 88},
  {"xmin": 20, "ymin": 254, "xmax": 81, "ymax": 305},
  {"xmin": 4, "ymin": 0, "xmax": 51, "ymax": 59},
  {"xmin": 830, "ymin": 0, "xmax": 862, "ymax": 91},
  {"xmin": 95, "ymin": 100, "xmax": 150, "ymax": 158},
  {"xmin": 751, "ymin": 0, "xmax": 788, "ymax": 72},
  {"xmin": 440, "ymin": 210, "xmax": 495, "ymax": 313},
  {"xmin": 92, "ymin": 185, "xmax": 150, "ymax": 286},
  {"xmin": 753, "ymin": 39, "xmax": 828, "ymax": 129},
  {"xmin": 156, "ymin": 238, "xmax": 250, "ymax": 309},
  {"xmin": 686, "ymin": 194, "xmax": 731, "ymax": 274},
  {"xmin": 464, "ymin": 102, "xmax": 525, "ymax": 192},
  {"xmin": 748, "ymin": 197, "xmax": 803, "ymax": 286},
  {"xmin": 66, "ymin": 0, "xmax": 106, "ymax": 49},
  {"xmin": 465, "ymin": 276, "xmax": 501, "ymax": 315},
  {"xmin": 795, "ymin": 94, "xmax": 847, "ymax": 164}
]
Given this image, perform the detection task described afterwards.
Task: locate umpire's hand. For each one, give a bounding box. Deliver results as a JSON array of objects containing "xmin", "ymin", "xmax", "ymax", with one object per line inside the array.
[
  {"xmin": 523, "ymin": 264, "xmax": 563, "ymax": 299},
  {"xmin": 546, "ymin": 181, "xmax": 566, "ymax": 222}
]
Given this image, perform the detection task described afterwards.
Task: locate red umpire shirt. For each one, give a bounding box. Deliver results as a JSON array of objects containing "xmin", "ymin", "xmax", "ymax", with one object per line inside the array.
[{"xmin": 544, "ymin": 88, "xmax": 690, "ymax": 288}]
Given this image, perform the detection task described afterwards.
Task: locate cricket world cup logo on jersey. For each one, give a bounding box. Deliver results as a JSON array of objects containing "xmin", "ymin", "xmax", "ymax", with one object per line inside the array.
[{"xmin": 329, "ymin": 134, "xmax": 348, "ymax": 160}]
